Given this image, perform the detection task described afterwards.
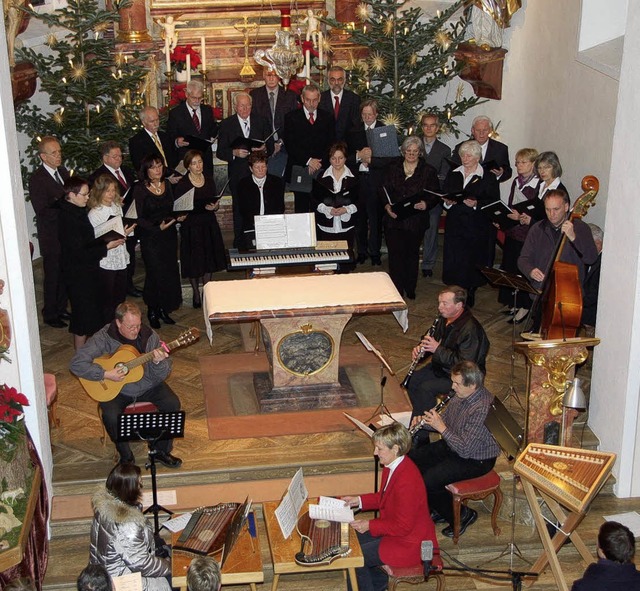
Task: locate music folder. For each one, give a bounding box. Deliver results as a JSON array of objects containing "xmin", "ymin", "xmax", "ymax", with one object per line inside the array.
[
  {"xmin": 172, "ymin": 187, "xmax": 195, "ymax": 216},
  {"xmin": 368, "ymin": 125, "xmax": 400, "ymax": 157},
  {"xmin": 512, "ymin": 198, "xmax": 544, "ymax": 220},
  {"xmin": 93, "ymin": 215, "xmax": 126, "ymax": 242},
  {"xmin": 481, "ymin": 159, "xmax": 501, "ymax": 172},
  {"xmin": 481, "ymin": 199, "xmax": 518, "ymax": 229},
  {"xmin": 424, "ymin": 189, "xmax": 466, "ymax": 204},
  {"xmin": 183, "ymin": 135, "xmax": 214, "ymax": 153},
  {"xmin": 287, "ymin": 165, "xmax": 315, "ymax": 193},
  {"xmin": 387, "ymin": 191, "xmax": 426, "ymax": 220},
  {"xmin": 123, "ymin": 200, "xmax": 138, "ymax": 225}
]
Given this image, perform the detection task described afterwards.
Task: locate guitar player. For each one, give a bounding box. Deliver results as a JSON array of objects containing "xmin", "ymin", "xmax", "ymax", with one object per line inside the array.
[{"xmin": 70, "ymin": 301, "xmax": 183, "ymax": 467}]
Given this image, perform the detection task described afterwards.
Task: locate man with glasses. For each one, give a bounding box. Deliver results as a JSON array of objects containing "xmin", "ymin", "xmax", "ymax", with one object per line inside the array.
[
  {"xmin": 409, "ymin": 360, "xmax": 499, "ymax": 539},
  {"xmin": 70, "ymin": 301, "xmax": 182, "ymax": 467},
  {"xmin": 129, "ymin": 106, "xmax": 177, "ymax": 174},
  {"xmin": 319, "ymin": 65, "xmax": 361, "ymax": 141},
  {"xmin": 167, "ymin": 80, "xmax": 218, "ymax": 173},
  {"xmin": 29, "ymin": 136, "xmax": 70, "ymax": 328}
]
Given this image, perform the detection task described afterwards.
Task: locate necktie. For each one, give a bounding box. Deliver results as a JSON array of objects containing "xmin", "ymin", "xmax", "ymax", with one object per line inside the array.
[
  {"xmin": 54, "ymin": 170, "xmax": 63, "ymax": 185},
  {"xmin": 334, "ymin": 96, "xmax": 340, "ymax": 119},
  {"xmin": 309, "ymin": 112, "xmax": 315, "ymax": 125},
  {"xmin": 115, "ymin": 169, "xmax": 127, "ymax": 189},
  {"xmin": 192, "ymin": 109, "xmax": 201, "ymax": 133},
  {"xmin": 243, "ymin": 120, "xmax": 250, "ymax": 137},
  {"xmin": 152, "ymin": 134, "xmax": 167, "ymax": 166},
  {"xmin": 269, "ymin": 91, "xmax": 276, "ymax": 118}
]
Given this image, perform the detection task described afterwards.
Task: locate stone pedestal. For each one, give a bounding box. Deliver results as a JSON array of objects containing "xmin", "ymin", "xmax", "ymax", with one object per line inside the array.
[{"xmin": 515, "ymin": 337, "xmax": 600, "ymax": 446}]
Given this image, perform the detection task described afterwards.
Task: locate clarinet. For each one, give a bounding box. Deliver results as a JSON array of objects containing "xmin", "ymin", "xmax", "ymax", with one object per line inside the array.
[
  {"xmin": 400, "ymin": 316, "xmax": 442, "ymax": 389},
  {"xmin": 408, "ymin": 390, "xmax": 455, "ymax": 435}
]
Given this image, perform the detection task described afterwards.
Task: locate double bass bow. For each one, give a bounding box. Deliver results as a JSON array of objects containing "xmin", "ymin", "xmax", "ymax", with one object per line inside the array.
[{"xmin": 528, "ymin": 176, "xmax": 599, "ymax": 340}]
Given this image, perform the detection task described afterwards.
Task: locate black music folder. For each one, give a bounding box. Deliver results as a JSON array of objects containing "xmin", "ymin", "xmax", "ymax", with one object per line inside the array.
[
  {"xmin": 184, "ymin": 135, "xmax": 215, "ymax": 153},
  {"xmin": 424, "ymin": 189, "xmax": 465, "ymax": 203},
  {"xmin": 368, "ymin": 125, "xmax": 400, "ymax": 157},
  {"xmin": 288, "ymin": 165, "xmax": 315, "ymax": 193},
  {"xmin": 512, "ymin": 198, "xmax": 544, "ymax": 220},
  {"xmin": 384, "ymin": 189, "xmax": 426, "ymax": 220},
  {"xmin": 481, "ymin": 199, "xmax": 518, "ymax": 229},
  {"xmin": 481, "ymin": 159, "xmax": 501, "ymax": 172},
  {"xmin": 230, "ymin": 136, "xmax": 267, "ymax": 151}
]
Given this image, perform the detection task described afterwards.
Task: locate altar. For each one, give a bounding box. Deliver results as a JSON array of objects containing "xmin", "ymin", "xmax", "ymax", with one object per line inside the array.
[{"xmin": 203, "ymin": 272, "xmax": 407, "ymax": 412}]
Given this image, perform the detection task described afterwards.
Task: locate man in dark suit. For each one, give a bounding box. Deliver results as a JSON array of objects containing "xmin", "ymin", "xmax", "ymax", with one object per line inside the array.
[
  {"xmin": 89, "ymin": 140, "xmax": 141, "ymax": 297},
  {"xmin": 29, "ymin": 136, "xmax": 70, "ymax": 328},
  {"xmin": 283, "ymin": 84, "xmax": 335, "ymax": 213},
  {"xmin": 420, "ymin": 113, "xmax": 451, "ymax": 278},
  {"xmin": 319, "ymin": 66, "xmax": 361, "ymax": 141},
  {"xmin": 347, "ymin": 99, "xmax": 394, "ymax": 265},
  {"xmin": 217, "ymin": 92, "xmax": 274, "ymax": 248},
  {"xmin": 250, "ymin": 67, "xmax": 299, "ymax": 177},
  {"xmin": 451, "ymin": 115, "xmax": 512, "ymax": 183},
  {"xmin": 167, "ymin": 80, "xmax": 218, "ymax": 174},
  {"xmin": 128, "ymin": 106, "xmax": 177, "ymax": 174}
]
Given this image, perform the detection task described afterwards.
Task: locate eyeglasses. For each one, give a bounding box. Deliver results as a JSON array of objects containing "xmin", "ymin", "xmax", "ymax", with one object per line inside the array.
[
  {"xmin": 76, "ymin": 191, "xmax": 90, "ymax": 197},
  {"xmin": 515, "ymin": 160, "xmax": 531, "ymax": 165},
  {"xmin": 121, "ymin": 323, "xmax": 141, "ymax": 331}
]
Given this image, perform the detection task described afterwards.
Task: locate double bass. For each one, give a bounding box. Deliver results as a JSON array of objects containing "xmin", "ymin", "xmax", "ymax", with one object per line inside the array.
[{"xmin": 537, "ymin": 176, "xmax": 599, "ymax": 340}]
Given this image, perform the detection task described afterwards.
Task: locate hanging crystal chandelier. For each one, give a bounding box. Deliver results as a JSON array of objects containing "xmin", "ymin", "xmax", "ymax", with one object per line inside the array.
[{"xmin": 254, "ymin": 8, "xmax": 304, "ymax": 86}]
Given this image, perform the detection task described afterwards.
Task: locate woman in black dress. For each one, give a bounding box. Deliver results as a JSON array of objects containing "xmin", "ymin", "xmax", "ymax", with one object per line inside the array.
[
  {"xmin": 174, "ymin": 150, "xmax": 226, "ymax": 309},
  {"xmin": 381, "ymin": 136, "xmax": 439, "ymax": 299},
  {"xmin": 237, "ymin": 152, "xmax": 285, "ymax": 249},
  {"xmin": 133, "ymin": 155, "xmax": 185, "ymax": 328},
  {"xmin": 442, "ymin": 140, "xmax": 500, "ymax": 307},
  {"xmin": 59, "ymin": 177, "xmax": 124, "ymax": 349}
]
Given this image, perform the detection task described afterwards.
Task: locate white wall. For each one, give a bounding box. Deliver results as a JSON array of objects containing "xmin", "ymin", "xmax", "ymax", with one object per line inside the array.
[
  {"xmin": 579, "ymin": 0, "xmax": 628, "ymax": 51},
  {"xmin": 590, "ymin": 0, "xmax": 640, "ymax": 497}
]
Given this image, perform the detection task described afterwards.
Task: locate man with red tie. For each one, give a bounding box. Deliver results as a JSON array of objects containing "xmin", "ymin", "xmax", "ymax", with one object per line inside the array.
[
  {"xmin": 283, "ymin": 84, "xmax": 335, "ymax": 212},
  {"xmin": 167, "ymin": 80, "xmax": 218, "ymax": 174},
  {"xmin": 319, "ymin": 65, "xmax": 361, "ymax": 141},
  {"xmin": 89, "ymin": 141, "xmax": 140, "ymax": 297}
]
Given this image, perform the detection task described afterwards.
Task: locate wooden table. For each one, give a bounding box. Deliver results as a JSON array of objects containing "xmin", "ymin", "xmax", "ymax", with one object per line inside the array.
[
  {"xmin": 262, "ymin": 500, "xmax": 364, "ymax": 591},
  {"xmin": 171, "ymin": 515, "xmax": 263, "ymax": 591}
]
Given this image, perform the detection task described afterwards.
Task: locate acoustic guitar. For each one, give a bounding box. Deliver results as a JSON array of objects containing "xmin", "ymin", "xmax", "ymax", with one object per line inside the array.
[{"xmin": 80, "ymin": 327, "xmax": 200, "ymax": 402}]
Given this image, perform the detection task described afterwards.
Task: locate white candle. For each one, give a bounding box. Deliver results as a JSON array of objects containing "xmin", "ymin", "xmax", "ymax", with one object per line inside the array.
[
  {"xmin": 305, "ymin": 49, "xmax": 311, "ymax": 84},
  {"xmin": 165, "ymin": 37, "xmax": 171, "ymax": 73},
  {"xmin": 200, "ymin": 36, "xmax": 206, "ymax": 72},
  {"xmin": 318, "ymin": 31, "xmax": 323, "ymax": 66},
  {"xmin": 186, "ymin": 53, "xmax": 191, "ymax": 82}
]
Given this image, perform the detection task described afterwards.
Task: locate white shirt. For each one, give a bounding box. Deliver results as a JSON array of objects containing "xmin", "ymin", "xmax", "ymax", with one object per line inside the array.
[
  {"xmin": 316, "ymin": 167, "xmax": 357, "ymax": 233},
  {"xmin": 443, "ymin": 164, "xmax": 484, "ymax": 210},
  {"xmin": 537, "ymin": 176, "xmax": 562, "ymax": 200},
  {"xmin": 88, "ymin": 204, "xmax": 130, "ymax": 270},
  {"xmin": 237, "ymin": 115, "xmax": 250, "ymax": 138}
]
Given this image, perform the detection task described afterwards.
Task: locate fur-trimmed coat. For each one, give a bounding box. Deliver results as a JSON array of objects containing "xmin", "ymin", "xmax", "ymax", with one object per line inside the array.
[{"xmin": 89, "ymin": 488, "xmax": 171, "ymax": 591}]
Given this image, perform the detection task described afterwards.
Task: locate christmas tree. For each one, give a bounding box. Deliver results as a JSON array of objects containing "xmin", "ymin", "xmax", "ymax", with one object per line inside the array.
[
  {"xmin": 15, "ymin": 0, "xmax": 151, "ymax": 176},
  {"xmin": 325, "ymin": 0, "xmax": 482, "ymax": 135}
]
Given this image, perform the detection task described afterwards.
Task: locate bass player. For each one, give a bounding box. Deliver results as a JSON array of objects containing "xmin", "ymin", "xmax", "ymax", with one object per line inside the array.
[{"xmin": 70, "ymin": 301, "xmax": 182, "ymax": 467}]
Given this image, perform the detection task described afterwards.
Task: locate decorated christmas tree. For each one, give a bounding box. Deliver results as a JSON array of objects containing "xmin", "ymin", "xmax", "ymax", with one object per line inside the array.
[
  {"xmin": 325, "ymin": 0, "xmax": 482, "ymax": 135},
  {"xmin": 15, "ymin": 0, "xmax": 151, "ymax": 176}
]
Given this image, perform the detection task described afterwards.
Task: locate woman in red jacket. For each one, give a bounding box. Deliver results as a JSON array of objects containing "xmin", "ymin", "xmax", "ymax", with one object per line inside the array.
[{"xmin": 343, "ymin": 422, "xmax": 438, "ymax": 591}]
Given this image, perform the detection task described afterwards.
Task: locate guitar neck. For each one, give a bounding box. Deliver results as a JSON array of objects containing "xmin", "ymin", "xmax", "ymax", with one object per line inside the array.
[{"xmin": 124, "ymin": 337, "xmax": 181, "ymax": 371}]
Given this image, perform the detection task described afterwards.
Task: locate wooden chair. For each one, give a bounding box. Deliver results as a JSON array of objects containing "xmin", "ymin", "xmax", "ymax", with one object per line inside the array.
[
  {"xmin": 44, "ymin": 373, "xmax": 60, "ymax": 428},
  {"xmin": 381, "ymin": 552, "xmax": 445, "ymax": 590},
  {"xmin": 444, "ymin": 469, "xmax": 503, "ymax": 544}
]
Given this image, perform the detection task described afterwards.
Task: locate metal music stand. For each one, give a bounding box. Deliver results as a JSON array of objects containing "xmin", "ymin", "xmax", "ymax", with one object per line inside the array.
[
  {"xmin": 355, "ymin": 331, "xmax": 395, "ymax": 422},
  {"xmin": 482, "ymin": 397, "xmax": 530, "ymax": 571},
  {"xmin": 117, "ymin": 410, "xmax": 186, "ymax": 535},
  {"xmin": 480, "ymin": 267, "xmax": 540, "ymax": 409}
]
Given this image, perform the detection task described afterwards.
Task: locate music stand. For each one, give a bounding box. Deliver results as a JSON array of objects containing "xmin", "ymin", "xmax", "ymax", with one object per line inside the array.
[
  {"xmin": 480, "ymin": 267, "xmax": 540, "ymax": 409},
  {"xmin": 355, "ymin": 331, "xmax": 395, "ymax": 423},
  {"xmin": 117, "ymin": 410, "xmax": 186, "ymax": 535}
]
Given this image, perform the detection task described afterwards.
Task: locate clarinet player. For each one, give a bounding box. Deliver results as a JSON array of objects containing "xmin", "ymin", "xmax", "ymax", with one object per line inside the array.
[{"xmin": 405, "ymin": 286, "xmax": 489, "ymax": 430}]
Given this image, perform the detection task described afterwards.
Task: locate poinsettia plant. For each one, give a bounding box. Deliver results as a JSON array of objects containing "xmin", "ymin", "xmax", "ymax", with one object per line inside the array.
[
  {"xmin": 170, "ymin": 45, "xmax": 202, "ymax": 72},
  {"xmin": 0, "ymin": 384, "xmax": 28, "ymax": 426}
]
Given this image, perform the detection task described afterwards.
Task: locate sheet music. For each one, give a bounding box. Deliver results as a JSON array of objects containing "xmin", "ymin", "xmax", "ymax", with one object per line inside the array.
[
  {"xmin": 275, "ymin": 467, "xmax": 308, "ymax": 539},
  {"xmin": 124, "ymin": 200, "xmax": 137, "ymax": 220},
  {"xmin": 344, "ymin": 412, "xmax": 374, "ymax": 437},
  {"xmin": 112, "ymin": 573, "xmax": 142, "ymax": 591},
  {"xmin": 174, "ymin": 187, "xmax": 195, "ymax": 211},
  {"xmin": 93, "ymin": 215, "xmax": 125, "ymax": 239},
  {"xmin": 255, "ymin": 213, "xmax": 316, "ymax": 250},
  {"xmin": 309, "ymin": 498, "xmax": 354, "ymax": 523},
  {"xmin": 379, "ymin": 411, "xmax": 412, "ymax": 428},
  {"xmin": 162, "ymin": 511, "xmax": 193, "ymax": 533}
]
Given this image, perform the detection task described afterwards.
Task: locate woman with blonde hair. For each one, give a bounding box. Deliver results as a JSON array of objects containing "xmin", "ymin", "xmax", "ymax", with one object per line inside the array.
[{"xmin": 88, "ymin": 174, "xmax": 136, "ymax": 323}]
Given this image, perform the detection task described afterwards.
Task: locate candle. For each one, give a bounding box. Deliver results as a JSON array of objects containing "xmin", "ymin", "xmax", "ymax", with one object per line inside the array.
[
  {"xmin": 200, "ymin": 36, "xmax": 206, "ymax": 72},
  {"xmin": 165, "ymin": 36, "xmax": 171, "ymax": 73},
  {"xmin": 186, "ymin": 53, "xmax": 191, "ymax": 82},
  {"xmin": 318, "ymin": 31, "xmax": 323, "ymax": 66},
  {"xmin": 305, "ymin": 49, "xmax": 311, "ymax": 84}
]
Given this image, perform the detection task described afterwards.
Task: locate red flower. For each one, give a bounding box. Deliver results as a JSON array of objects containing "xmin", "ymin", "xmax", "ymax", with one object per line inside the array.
[
  {"xmin": 288, "ymin": 77, "xmax": 306, "ymax": 96},
  {"xmin": 170, "ymin": 45, "xmax": 202, "ymax": 71},
  {"xmin": 213, "ymin": 107, "xmax": 223, "ymax": 121},
  {"xmin": 0, "ymin": 383, "xmax": 28, "ymax": 425}
]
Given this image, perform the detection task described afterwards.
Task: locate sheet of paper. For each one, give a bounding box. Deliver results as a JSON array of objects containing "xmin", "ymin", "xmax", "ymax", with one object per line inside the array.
[
  {"xmin": 319, "ymin": 496, "xmax": 347, "ymax": 508},
  {"xmin": 174, "ymin": 187, "xmax": 195, "ymax": 211},
  {"xmin": 162, "ymin": 512, "xmax": 193, "ymax": 533},
  {"xmin": 289, "ymin": 467, "xmax": 308, "ymax": 512},
  {"xmin": 275, "ymin": 491, "xmax": 298, "ymax": 539},
  {"xmin": 93, "ymin": 215, "xmax": 124, "ymax": 239},
  {"xmin": 379, "ymin": 411, "xmax": 412, "ymax": 428},
  {"xmin": 124, "ymin": 199, "xmax": 137, "ymax": 220},
  {"xmin": 285, "ymin": 213, "xmax": 316, "ymax": 247},
  {"xmin": 309, "ymin": 503, "xmax": 354, "ymax": 523},
  {"xmin": 255, "ymin": 214, "xmax": 288, "ymax": 250},
  {"xmin": 142, "ymin": 489, "xmax": 177, "ymax": 508},
  {"xmin": 112, "ymin": 572, "xmax": 142, "ymax": 591},
  {"xmin": 603, "ymin": 511, "xmax": 640, "ymax": 537},
  {"xmin": 344, "ymin": 412, "xmax": 374, "ymax": 437}
]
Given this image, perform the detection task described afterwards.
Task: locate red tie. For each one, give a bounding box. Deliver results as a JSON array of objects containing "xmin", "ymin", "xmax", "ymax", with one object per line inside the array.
[
  {"xmin": 192, "ymin": 109, "xmax": 201, "ymax": 133},
  {"xmin": 115, "ymin": 169, "xmax": 127, "ymax": 190},
  {"xmin": 309, "ymin": 112, "xmax": 315, "ymax": 125},
  {"xmin": 334, "ymin": 96, "xmax": 340, "ymax": 119}
]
